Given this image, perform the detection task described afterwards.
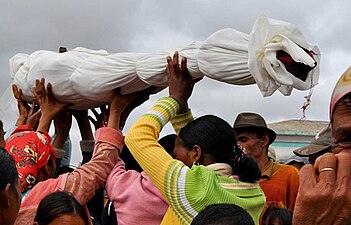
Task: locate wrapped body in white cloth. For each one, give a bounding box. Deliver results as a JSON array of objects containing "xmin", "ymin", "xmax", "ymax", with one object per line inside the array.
[{"xmin": 6, "ymin": 16, "xmax": 320, "ymax": 109}]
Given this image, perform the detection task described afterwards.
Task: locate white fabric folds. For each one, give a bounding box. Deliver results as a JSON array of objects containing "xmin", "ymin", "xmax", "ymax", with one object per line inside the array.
[{"xmin": 6, "ymin": 16, "xmax": 320, "ymax": 109}]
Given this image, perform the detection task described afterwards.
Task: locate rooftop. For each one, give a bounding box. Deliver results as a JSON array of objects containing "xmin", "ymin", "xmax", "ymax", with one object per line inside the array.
[{"xmin": 268, "ymin": 119, "xmax": 329, "ymax": 136}]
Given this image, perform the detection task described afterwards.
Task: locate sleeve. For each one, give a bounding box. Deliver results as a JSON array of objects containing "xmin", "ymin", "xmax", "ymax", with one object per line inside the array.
[
  {"xmin": 125, "ymin": 97, "xmax": 179, "ymax": 196},
  {"xmin": 170, "ymin": 110, "xmax": 194, "ymax": 135},
  {"xmin": 105, "ymin": 158, "xmax": 143, "ymax": 201},
  {"xmin": 63, "ymin": 127, "xmax": 124, "ymax": 204}
]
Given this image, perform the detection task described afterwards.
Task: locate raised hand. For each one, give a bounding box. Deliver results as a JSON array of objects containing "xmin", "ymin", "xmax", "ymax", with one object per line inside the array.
[
  {"xmin": 12, "ymin": 84, "xmax": 31, "ymax": 126},
  {"xmin": 34, "ymin": 78, "xmax": 72, "ymax": 132},
  {"xmin": 108, "ymin": 88, "xmax": 152, "ymax": 131},
  {"xmin": 89, "ymin": 105, "xmax": 110, "ymax": 130},
  {"xmin": 166, "ymin": 51, "xmax": 195, "ymax": 112}
]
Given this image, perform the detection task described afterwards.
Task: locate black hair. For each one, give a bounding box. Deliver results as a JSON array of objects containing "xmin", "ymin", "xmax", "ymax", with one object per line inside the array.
[
  {"xmin": 0, "ymin": 149, "xmax": 18, "ymax": 191},
  {"xmin": 262, "ymin": 206, "xmax": 293, "ymax": 225},
  {"xmin": 34, "ymin": 191, "xmax": 89, "ymax": 225},
  {"xmin": 191, "ymin": 203, "xmax": 254, "ymax": 225},
  {"xmin": 0, "ymin": 120, "xmax": 3, "ymax": 130},
  {"xmin": 232, "ymin": 146, "xmax": 261, "ymax": 183},
  {"xmin": 179, "ymin": 115, "xmax": 261, "ymax": 183},
  {"xmin": 120, "ymin": 134, "xmax": 177, "ymax": 172},
  {"xmin": 158, "ymin": 134, "xmax": 177, "ymax": 156}
]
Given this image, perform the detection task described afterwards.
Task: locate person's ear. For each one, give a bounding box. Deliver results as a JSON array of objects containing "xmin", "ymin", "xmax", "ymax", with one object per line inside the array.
[
  {"xmin": 192, "ymin": 145, "xmax": 202, "ymax": 163},
  {"xmin": 260, "ymin": 134, "xmax": 269, "ymax": 149},
  {"xmin": 0, "ymin": 183, "xmax": 12, "ymax": 207}
]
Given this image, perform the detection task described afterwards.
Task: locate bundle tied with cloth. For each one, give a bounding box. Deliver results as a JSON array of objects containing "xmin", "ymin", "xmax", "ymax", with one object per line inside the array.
[{"xmin": 3, "ymin": 16, "xmax": 320, "ymax": 110}]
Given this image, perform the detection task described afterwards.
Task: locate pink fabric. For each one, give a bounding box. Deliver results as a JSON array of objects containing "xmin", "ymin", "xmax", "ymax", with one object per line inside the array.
[
  {"xmin": 106, "ymin": 159, "xmax": 168, "ymax": 225},
  {"xmin": 14, "ymin": 127, "xmax": 123, "ymax": 225},
  {"xmin": 330, "ymin": 66, "xmax": 351, "ymax": 118}
]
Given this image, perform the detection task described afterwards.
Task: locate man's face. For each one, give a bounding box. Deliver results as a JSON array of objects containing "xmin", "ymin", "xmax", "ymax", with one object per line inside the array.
[
  {"xmin": 332, "ymin": 95, "xmax": 351, "ymax": 153},
  {"xmin": 236, "ymin": 131, "xmax": 266, "ymax": 160}
]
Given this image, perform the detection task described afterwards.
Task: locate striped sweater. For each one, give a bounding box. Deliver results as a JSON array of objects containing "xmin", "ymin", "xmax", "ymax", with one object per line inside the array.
[{"xmin": 125, "ymin": 97, "xmax": 265, "ymax": 225}]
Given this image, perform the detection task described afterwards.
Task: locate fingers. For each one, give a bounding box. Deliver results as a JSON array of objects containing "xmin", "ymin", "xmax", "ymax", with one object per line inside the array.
[
  {"xmin": 314, "ymin": 153, "xmax": 337, "ymax": 184},
  {"xmin": 12, "ymin": 84, "xmax": 21, "ymax": 99},
  {"xmin": 298, "ymin": 164, "xmax": 317, "ymax": 192},
  {"xmin": 172, "ymin": 51, "xmax": 179, "ymax": 70}
]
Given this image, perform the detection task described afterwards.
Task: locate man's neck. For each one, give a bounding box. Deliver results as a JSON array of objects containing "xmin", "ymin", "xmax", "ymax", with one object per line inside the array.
[{"xmin": 255, "ymin": 155, "xmax": 270, "ymax": 171}]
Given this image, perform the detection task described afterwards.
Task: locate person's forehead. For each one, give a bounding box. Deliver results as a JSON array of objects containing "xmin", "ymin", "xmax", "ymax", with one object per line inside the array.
[{"xmin": 236, "ymin": 131, "xmax": 259, "ymax": 138}]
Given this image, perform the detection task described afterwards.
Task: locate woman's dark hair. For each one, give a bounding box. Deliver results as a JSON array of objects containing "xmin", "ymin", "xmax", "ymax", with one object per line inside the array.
[
  {"xmin": 0, "ymin": 149, "xmax": 18, "ymax": 191},
  {"xmin": 232, "ymin": 146, "xmax": 261, "ymax": 183},
  {"xmin": 34, "ymin": 191, "xmax": 89, "ymax": 225},
  {"xmin": 191, "ymin": 203, "xmax": 254, "ymax": 225},
  {"xmin": 179, "ymin": 115, "xmax": 261, "ymax": 183},
  {"xmin": 262, "ymin": 205, "xmax": 293, "ymax": 225}
]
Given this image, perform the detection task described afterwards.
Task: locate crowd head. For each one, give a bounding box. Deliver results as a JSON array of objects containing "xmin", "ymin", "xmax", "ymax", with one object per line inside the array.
[
  {"xmin": 190, "ymin": 203, "xmax": 255, "ymax": 225},
  {"xmin": 233, "ymin": 112, "xmax": 276, "ymax": 159},
  {"xmin": 0, "ymin": 149, "xmax": 22, "ymax": 225},
  {"xmin": 5, "ymin": 129, "xmax": 57, "ymax": 193},
  {"xmin": 34, "ymin": 191, "xmax": 89, "ymax": 225}
]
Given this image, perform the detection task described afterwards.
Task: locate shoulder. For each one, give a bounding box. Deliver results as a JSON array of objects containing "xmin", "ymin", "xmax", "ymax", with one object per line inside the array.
[{"xmin": 21, "ymin": 176, "xmax": 64, "ymax": 207}]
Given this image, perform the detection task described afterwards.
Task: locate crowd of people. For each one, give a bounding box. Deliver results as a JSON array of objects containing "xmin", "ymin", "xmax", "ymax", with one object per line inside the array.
[{"xmin": 1, "ymin": 51, "xmax": 351, "ymax": 225}]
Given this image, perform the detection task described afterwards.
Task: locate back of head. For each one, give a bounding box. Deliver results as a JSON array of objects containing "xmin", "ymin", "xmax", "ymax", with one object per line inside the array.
[
  {"xmin": 232, "ymin": 148, "xmax": 261, "ymax": 183},
  {"xmin": 0, "ymin": 149, "xmax": 18, "ymax": 191},
  {"xmin": 191, "ymin": 203, "xmax": 255, "ymax": 225},
  {"xmin": 34, "ymin": 191, "xmax": 89, "ymax": 225},
  {"xmin": 262, "ymin": 205, "xmax": 293, "ymax": 225},
  {"xmin": 158, "ymin": 134, "xmax": 177, "ymax": 156},
  {"xmin": 120, "ymin": 133, "xmax": 177, "ymax": 172}
]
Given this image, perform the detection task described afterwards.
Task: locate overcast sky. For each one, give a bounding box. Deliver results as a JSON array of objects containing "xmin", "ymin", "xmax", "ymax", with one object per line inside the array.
[{"xmin": 1, "ymin": 1, "xmax": 350, "ymax": 165}]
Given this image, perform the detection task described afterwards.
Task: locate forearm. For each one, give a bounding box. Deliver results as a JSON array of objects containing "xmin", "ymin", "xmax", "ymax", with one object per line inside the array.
[
  {"xmin": 125, "ymin": 97, "xmax": 179, "ymax": 191},
  {"xmin": 15, "ymin": 115, "xmax": 27, "ymax": 127},
  {"xmin": 76, "ymin": 116, "xmax": 94, "ymax": 140},
  {"xmin": 37, "ymin": 117, "xmax": 52, "ymax": 132},
  {"xmin": 171, "ymin": 109, "xmax": 193, "ymax": 135},
  {"xmin": 52, "ymin": 130, "xmax": 69, "ymax": 149},
  {"xmin": 64, "ymin": 127, "xmax": 124, "ymax": 204}
]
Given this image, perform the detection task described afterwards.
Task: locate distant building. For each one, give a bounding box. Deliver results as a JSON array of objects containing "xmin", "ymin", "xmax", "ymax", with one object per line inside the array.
[{"xmin": 268, "ymin": 120, "xmax": 329, "ymax": 162}]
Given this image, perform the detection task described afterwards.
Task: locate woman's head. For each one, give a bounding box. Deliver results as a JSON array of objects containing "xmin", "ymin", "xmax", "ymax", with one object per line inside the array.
[
  {"xmin": 34, "ymin": 191, "xmax": 89, "ymax": 225},
  {"xmin": 174, "ymin": 115, "xmax": 261, "ymax": 183},
  {"xmin": 175, "ymin": 115, "xmax": 237, "ymax": 167},
  {"xmin": 262, "ymin": 206, "xmax": 293, "ymax": 225},
  {"xmin": 5, "ymin": 126, "xmax": 57, "ymax": 193},
  {"xmin": 0, "ymin": 149, "xmax": 22, "ymax": 225}
]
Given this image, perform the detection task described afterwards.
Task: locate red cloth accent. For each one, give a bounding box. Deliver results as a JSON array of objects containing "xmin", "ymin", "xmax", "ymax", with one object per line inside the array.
[{"xmin": 5, "ymin": 125, "xmax": 56, "ymax": 193}]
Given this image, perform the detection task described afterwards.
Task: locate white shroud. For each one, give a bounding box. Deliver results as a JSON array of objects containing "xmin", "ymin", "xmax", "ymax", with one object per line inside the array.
[{"xmin": 5, "ymin": 16, "xmax": 320, "ymax": 109}]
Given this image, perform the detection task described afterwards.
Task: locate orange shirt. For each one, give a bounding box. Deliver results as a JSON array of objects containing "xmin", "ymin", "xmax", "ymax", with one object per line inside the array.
[{"xmin": 259, "ymin": 159, "xmax": 299, "ymax": 210}]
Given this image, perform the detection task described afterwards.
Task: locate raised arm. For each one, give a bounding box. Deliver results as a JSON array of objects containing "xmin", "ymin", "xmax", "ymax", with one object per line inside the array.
[
  {"xmin": 125, "ymin": 51, "xmax": 195, "ymax": 193},
  {"xmin": 63, "ymin": 88, "xmax": 150, "ymax": 204}
]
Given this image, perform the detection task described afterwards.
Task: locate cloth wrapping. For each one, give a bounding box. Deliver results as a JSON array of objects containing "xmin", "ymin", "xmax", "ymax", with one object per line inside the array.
[{"xmin": 5, "ymin": 16, "xmax": 320, "ymax": 109}]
